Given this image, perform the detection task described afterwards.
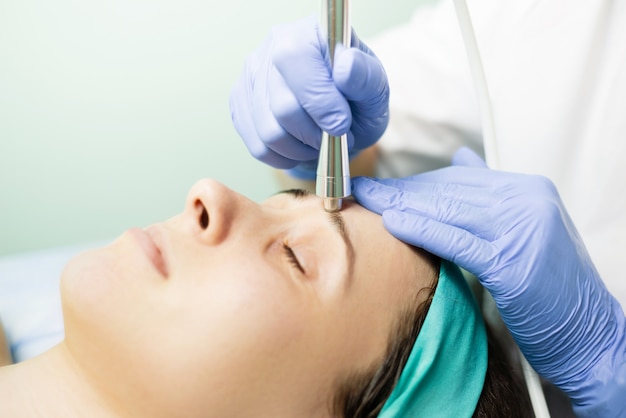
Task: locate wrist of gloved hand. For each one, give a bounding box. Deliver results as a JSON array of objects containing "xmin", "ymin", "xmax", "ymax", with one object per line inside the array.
[{"xmin": 571, "ymin": 309, "xmax": 626, "ymax": 418}]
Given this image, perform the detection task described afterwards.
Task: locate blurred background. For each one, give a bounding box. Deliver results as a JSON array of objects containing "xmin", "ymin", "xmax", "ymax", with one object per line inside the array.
[{"xmin": 0, "ymin": 0, "xmax": 429, "ymax": 256}]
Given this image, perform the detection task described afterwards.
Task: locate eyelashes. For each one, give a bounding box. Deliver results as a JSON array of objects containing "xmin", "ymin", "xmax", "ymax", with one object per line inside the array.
[{"xmin": 282, "ymin": 242, "xmax": 305, "ymax": 274}]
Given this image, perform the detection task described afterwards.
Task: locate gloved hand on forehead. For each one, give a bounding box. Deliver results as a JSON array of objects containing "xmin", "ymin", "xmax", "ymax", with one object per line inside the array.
[
  {"xmin": 229, "ymin": 15, "xmax": 389, "ymax": 177},
  {"xmin": 352, "ymin": 147, "xmax": 626, "ymax": 417}
]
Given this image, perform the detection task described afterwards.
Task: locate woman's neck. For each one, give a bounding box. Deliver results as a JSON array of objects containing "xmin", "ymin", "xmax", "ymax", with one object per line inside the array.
[{"xmin": 0, "ymin": 344, "xmax": 118, "ymax": 418}]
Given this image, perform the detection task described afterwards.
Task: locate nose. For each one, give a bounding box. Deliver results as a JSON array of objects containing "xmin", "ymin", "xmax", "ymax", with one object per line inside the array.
[{"xmin": 184, "ymin": 179, "xmax": 245, "ymax": 245}]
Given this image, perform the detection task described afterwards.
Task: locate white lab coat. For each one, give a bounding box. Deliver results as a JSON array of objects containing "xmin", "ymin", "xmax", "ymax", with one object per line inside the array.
[{"xmin": 370, "ymin": 0, "xmax": 626, "ymax": 306}]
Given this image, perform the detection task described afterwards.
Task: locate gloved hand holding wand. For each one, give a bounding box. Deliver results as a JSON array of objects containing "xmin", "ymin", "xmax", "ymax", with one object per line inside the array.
[{"xmin": 229, "ymin": 16, "xmax": 389, "ymax": 179}]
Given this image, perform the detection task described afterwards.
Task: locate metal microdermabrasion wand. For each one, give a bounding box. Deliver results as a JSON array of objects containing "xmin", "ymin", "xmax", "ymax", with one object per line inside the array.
[{"xmin": 316, "ymin": 0, "xmax": 351, "ymax": 213}]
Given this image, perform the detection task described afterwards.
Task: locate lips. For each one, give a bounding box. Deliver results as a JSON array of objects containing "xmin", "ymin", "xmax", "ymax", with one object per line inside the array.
[{"xmin": 129, "ymin": 226, "xmax": 169, "ymax": 278}]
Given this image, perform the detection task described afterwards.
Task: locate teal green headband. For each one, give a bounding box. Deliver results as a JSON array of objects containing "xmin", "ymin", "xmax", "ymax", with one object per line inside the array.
[{"xmin": 379, "ymin": 261, "xmax": 488, "ymax": 417}]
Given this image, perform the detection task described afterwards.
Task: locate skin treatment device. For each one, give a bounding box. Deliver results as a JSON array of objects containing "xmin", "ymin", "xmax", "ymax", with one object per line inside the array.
[{"xmin": 316, "ymin": 0, "xmax": 351, "ymax": 213}]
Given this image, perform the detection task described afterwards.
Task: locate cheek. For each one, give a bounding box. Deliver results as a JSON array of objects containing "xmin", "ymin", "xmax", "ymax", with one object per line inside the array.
[
  {"xmin": 163, "ymin": 257, "xmax": 311, "ymax": 365},
  {"xmin": 157, "ymin": 258, "xmax": 325, "ymax": 396},
  {"xmin": 173, "ymin": 258, "xmax": 311, "ymax": 350}
]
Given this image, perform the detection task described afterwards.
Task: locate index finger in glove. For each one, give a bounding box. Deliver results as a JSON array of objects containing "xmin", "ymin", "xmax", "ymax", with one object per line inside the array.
[
  {"xmin": 352, "ymin": 177, "xmax": 497, "ymax": 240},
  {"xmin": 371, "ymin": 177, "xmax": 499, "ymax": 208},
  {"xmin": 381, "ymin": 210, "xmax": 499, "ymax": 278}
]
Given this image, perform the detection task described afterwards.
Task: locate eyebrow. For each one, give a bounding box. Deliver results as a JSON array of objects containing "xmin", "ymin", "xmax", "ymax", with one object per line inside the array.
[{"xmin": 278, "ymin": 189, "xmax": 355, "ymax": 280}]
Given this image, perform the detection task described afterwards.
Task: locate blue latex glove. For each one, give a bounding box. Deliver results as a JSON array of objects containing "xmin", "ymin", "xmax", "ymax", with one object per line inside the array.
[
  {"xmin": 229, "ymin": 15, "xmax": 389, "ymax": 178},
  {"xmin": 353, "ymin": 147, "xmax": 626, "ymax": 417}
]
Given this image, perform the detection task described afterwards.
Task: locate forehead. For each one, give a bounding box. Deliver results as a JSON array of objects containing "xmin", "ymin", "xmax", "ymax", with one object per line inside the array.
[
  {"xmin": 263, "ymin": 190, "xmax": 410, "ymax": 255},
  {"xmin": 341, "ymin": 200, "xmax": 424, "ymax": 290},
  {"xmin": 264, "ymin": 191, "xmax": 423, "ymax": 293}
]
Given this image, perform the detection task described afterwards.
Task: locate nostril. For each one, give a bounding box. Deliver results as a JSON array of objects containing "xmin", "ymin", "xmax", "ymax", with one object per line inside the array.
[
  {"xmin": 200, "ymin": 207, "xmax": 209, "ymax": 229},
  {"xmin": 195, "ymin": 200, "xmax": 209, "ymax": 229}
]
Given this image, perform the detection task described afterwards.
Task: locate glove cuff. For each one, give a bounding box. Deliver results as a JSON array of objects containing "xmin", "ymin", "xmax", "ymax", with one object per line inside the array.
[
  {"xmin": 572, "ymin": 304, "xmax": 626, "ymax": 418},
  {"xmin": 573, "ymin": 360, "xmax": 626, "ymax": 418}
]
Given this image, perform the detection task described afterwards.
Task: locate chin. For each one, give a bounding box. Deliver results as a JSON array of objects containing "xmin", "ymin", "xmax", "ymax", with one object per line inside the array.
[
  {"xmin": 60, "ymin": 244, "xmax": 120, "ymax": 316},
  {"xmin": 62, "ymin": 243, "xmax": 112, "ymax": 283}
]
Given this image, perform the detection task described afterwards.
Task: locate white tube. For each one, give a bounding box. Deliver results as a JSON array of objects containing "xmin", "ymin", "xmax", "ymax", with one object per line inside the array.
[
  {"xmin": 520, "ymin": 353, "xmax": 552, "ymax": 417},
  {"xmin": 451, "ymin": 1, "xmax": 551, "ymax": 416},
  {"xmin": 451, "ymin": 0, "xmax": 499, "ymax": 168}
]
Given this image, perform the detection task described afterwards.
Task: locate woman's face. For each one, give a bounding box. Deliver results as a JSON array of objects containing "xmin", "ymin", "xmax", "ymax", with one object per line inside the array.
[{"xmin": 61, "ymin": 179, "xmax": 436, "ymax": 418}]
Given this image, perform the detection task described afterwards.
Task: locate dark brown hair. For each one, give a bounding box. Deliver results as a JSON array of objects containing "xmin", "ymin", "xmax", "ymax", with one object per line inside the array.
[{"xmin": 331, "ymin": 259, "xmax": 532, "ymax": 418}]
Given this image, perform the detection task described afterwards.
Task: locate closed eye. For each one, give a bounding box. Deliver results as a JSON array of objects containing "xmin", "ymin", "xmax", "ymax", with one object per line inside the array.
[{"xmin": 282, "ymin": 242, "xmax": 305, "ymax": 274}]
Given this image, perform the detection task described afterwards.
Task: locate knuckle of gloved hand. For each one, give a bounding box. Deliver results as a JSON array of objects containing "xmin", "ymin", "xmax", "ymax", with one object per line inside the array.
[
  {"xmin": 249, "ymin": 144, "xmax": 297, "ymax": 170},
  {"xmin": 316, "ymin": 104, "xmax": 352, "ymax": 136},
  {"xmin": 524, "ymin": 174, "xmax": 558, "ymax": 196},
  {"xmin": 388, "ymin": 190, "xmax": 410, "ymax": 211},
  {"xmin": 350, "ymin": 116, "xmax": 385, "ymax": 147},
  {"xmin": 257, "ymin": 120, "xmax": 286, "ymax": 151},
  {"xmin": 335, "ymin": 51, "xmax": 389, "ymax": 102},
  {"xmin": 271, "ymin": 96, "xmax": 297, "ymax": 124},
  {"xmin": 242, "ymin": 55, "xmax": 267, "ymax": 99},
  {"xmin": 523, "ymin": 174, "xmax": 559, "ymax": 203},
  {"xmin": 248, "ymin": 141, "xmax": 274, "ymax": 165},
  {"xmin": 271, "ymin": 21, "xmax": 319, "ymax": 67},
  {"xmin": 272, "ymin": 36, "xmax": 300, "ymax": 66},
  {"xmin": 376, "ymin": 79, "xmax": 391, "ymax": 105},
  {"xmin": 504, "ymin": 174, "xmax": 557, "ymax": 202},
  {"xmin": 515, "ymin": 180, "xmax": 562, "ymax": 226},
  {"xmin": 440, "ymin": 182, "xmax": 461, "ymax": 198}
]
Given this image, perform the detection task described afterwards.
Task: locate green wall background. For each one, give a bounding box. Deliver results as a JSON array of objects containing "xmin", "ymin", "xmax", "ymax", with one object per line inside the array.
[{"xmin": 0, "ymin": 0, "xmax": 427, "ymax": 256}]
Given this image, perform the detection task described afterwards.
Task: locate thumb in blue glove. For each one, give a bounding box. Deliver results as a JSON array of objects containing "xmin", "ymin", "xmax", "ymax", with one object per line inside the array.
[
  {"xmin": 352, "ymin": 147, "xmax": 626, "ymax": 416},
  {"xmin": 229, "ymin": 15, "xmax": 389, "ymax": 177}
]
